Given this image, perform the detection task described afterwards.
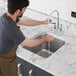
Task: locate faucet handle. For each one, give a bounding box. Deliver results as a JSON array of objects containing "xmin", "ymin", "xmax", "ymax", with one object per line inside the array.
[
  {"xmin": 52, "ymin": 22, "xmax": 56, "ymax": 24},
  {"xmin": 47, "ymin": 14, "xmax": 56, "ymax": 24},
  {"xmin": 54, "ymin": 23, "xmax": 56, "ymax": 29},
  {"xmin": 59, "ymin": 24, "xmax": 62, "ymax": 31}
]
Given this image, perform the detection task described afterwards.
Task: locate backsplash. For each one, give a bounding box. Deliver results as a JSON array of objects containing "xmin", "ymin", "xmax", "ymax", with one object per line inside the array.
[
  {"xmin": 20, "ymin": 8, "xmax": 76, "ymax": 38},
  {"xmin": 0, "ymin": 0, "xmax": 76, "ymax": 37},
  {"xmin": 0, "ymin": 0, "xmax": 7, "ymax": 16}
]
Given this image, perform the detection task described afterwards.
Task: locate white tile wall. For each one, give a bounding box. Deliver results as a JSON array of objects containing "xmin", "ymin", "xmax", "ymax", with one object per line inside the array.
[
  {"xmin": 0, "ymin": 0, "xmax": 76, "ymax": 37},
  {"xmin": 29, "ymin": 0, "xmax": 76, "ymax": 24},
  {"xmin": 0, "ymin": 0, "xmax": 76, "ymax": 24},
  {"xmin": 21, "ymin": 8, "xmax": 76, "ymax": 39},
  {"xmin": 0, "ymin": 0, "xmax": 7, "ymax": 16}
]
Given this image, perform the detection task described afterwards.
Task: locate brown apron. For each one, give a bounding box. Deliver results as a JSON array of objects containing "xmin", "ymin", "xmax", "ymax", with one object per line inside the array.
[{"xmin": 0, "ymin": 45, "xmax": 18, "ymax": 76}]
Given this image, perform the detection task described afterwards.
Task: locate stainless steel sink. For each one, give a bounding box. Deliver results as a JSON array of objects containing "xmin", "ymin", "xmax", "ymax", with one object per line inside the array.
[{"xmin": 22, "ymin": 34, "xmax": 65, "ymax": 58}]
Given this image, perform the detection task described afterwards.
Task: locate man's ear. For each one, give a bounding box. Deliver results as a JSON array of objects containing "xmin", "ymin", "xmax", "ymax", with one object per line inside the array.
[{"xmin": 15, "ymin": 9, "xmax": 21, "ymax": 15}]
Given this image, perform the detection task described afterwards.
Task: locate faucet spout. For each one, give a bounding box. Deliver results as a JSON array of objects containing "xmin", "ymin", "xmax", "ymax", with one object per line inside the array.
[{"xmin": 50, "ymin": 10, "xmax": 59, "ymax": 30}]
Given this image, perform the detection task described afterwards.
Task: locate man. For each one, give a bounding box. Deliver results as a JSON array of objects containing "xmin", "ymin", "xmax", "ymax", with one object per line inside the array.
[{"xmin": 0, "ymin": 0, "xmax": 54, "ymax": 76}]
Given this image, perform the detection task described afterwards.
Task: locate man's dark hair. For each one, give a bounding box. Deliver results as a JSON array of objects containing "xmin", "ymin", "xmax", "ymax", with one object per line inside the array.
[{"xmin": 8, "ymin": 0, "xmax": 29, "ymax": 14}]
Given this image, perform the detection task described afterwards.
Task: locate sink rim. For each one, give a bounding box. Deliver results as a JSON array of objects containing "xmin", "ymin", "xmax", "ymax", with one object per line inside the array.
[{"xmin": 21, "ymin": 37, "xmax": 65, "ymax": 58}]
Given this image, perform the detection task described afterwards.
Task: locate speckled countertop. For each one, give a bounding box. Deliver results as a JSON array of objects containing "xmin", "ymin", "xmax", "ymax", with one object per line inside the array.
[
  {"xmin": 17, "ymin": 23, "xmax": 76, "ymax": 76},
  {"xmin": 0, "ymin": 2, "xmax": 76, "ymax": 76}
]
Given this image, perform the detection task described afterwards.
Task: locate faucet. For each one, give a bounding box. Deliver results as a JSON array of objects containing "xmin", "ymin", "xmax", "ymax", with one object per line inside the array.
[{"xmin": 49, "ymin": 10, "xmax": 60, "ymax": 30}]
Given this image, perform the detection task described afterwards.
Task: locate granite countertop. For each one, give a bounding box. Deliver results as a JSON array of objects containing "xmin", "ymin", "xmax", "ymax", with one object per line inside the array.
[{"xmin": 17, "ymin": 24, "xmax": 76, "ymax": 76}]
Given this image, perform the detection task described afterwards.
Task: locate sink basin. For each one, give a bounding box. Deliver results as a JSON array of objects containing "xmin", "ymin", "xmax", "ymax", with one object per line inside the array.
[{"xmin": 22, "ymin": 34, "xmax": 65, "ymax": 58}]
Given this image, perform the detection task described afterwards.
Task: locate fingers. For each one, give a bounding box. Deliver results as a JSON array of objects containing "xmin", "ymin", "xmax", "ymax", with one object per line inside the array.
[
  {"xmin": 46, "ymin": 35, "xmax": 54, "ymax": 42},
  {"xmin": 43, "ymin": 19, "xmax": 49, "ymax": 24},
  {"xmin": 43, "ymin": 35, "xmax": 55, "ymax": 42},
  {"xmin": 44, "ymin": 19, "xmax": 56, "ymax": 24}
]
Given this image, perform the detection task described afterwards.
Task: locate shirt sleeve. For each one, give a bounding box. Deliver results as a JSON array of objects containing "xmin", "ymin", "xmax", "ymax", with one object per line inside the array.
[{"xmin": 10, "ymin": 26, "xmax": 25, "ymax": 45}]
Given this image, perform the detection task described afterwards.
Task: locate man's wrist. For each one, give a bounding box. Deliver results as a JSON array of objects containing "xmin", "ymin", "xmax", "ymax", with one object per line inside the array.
[
  {"xmin": 41, "ymin": 37, "xmax": 47, "ymax": 43},
  {"xmin": 40, "ymin": 20, "xmax": 48, "ymax": 25},
  {"xmin": 42, "ymin": 19, "xmax": 52, "ymax": 24}
]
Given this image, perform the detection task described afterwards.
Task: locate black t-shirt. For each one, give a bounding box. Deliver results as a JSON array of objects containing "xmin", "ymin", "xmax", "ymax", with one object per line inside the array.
[{"xmin": 0, "ymin": 14, "xmax": 25, "ymax": 55}]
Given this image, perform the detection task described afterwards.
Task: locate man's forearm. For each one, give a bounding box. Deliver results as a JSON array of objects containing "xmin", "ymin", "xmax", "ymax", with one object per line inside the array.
[
  {"xmin": 21, "ymin": 38, "xmax": 45, "ymax": 47},
  {"xmin": 18, "ymin": 18, "xmax": 48, "ymax": 26},
  {"xmin": 21, "ymin": 35, "xmax": 54, "ymax": 47}
]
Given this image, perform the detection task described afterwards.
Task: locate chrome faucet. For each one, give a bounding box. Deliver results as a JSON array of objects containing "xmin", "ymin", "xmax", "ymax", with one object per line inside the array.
[{"xmin": 49, "ymin": 10, "xmax": 60, "ymax": 30}]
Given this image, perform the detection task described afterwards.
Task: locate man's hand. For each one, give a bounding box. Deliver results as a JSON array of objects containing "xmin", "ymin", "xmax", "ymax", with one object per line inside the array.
[
  {"xmin": 43, "ymin": 35, "xmax": 54, "ymax": 42},
  {"xmin": 43, "ymin": 19, "xmax": 55, "ymax": 24},
  {"xmin": 22, "ymin": 34, "xmax": 54, "ymax": 47},
  {"xmin": 43, "ymin": 19, "xmax": 50, "ymax": 24}
]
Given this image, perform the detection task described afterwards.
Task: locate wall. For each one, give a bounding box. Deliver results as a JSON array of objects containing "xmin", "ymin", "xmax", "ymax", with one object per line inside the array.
[
  {"xmin": 28, "ymin": 0, "xmax": 76, "ymax": 24},
  {"xmin": 0, "ymin": 0, "xmax": 7, "ymax": 16},
  {"xmin": 0, "ymin": 0, "xmax": 76, "ymax": 24}
]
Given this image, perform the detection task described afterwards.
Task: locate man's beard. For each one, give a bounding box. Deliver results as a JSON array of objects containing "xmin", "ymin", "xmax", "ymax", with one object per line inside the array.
[
  {"xmin": 16, "ymin": 14, "xmax": 23, "ymax": 22},
  {"xmin": 18, "ymin": 14, "xmax": 23, "ymax": 17}
]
